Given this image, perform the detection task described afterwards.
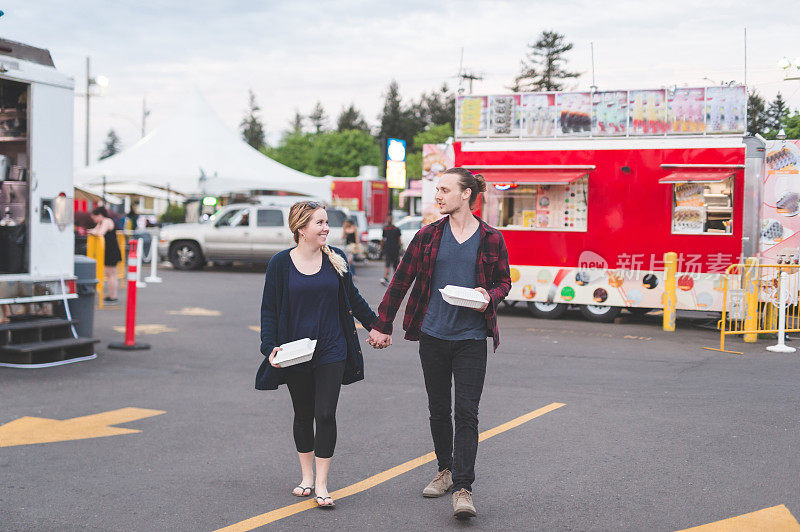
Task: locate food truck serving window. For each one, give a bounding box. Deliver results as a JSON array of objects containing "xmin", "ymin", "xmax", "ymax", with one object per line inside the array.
[
  {"xmin": 660, "ymin": 170, "xmax": 734, "ymax": 235},
  {"xmin": 481, "ymin": 169, "xmax": 589, "ymax": 231}
]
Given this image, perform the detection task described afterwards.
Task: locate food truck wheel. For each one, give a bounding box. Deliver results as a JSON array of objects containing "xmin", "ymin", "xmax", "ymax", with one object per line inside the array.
[
  {"xmin": 626, "ymin": 307, "xmax": 653, "ymax": 319},
  {"xmin": 170, "ymin": 241, "xmax": 205, "ymax": 270},
  {"xmin": 580, "ymin": 304, "xmax": 622, "ymax": 323},
  {"xmin": 527, "ymin": 301, "xmax": 567, "ymax": 319}
]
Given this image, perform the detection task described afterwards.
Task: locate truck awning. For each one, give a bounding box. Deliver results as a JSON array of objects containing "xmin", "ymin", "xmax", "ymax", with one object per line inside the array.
[
  {"xmin": 658, "ymin": 170, "xmax": 734, "ymax": 184},
  {"xmin": 473, "ymin": 166, "xmax": 593, "ymax": 185}
]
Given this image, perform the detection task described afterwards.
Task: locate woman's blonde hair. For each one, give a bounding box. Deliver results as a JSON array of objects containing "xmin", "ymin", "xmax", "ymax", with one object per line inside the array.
[{"xmin": 288, "ymin": 200, "xmax": 348, "ymax": 276}]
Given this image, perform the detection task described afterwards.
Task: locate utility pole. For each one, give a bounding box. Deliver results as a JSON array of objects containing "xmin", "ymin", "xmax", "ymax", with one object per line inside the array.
[
  {"xmin": 456, "ymin": 47, "xmax": 483, "ymax": 94},
  {"xmin": 141, "ymin": 96, "xmax": 151, "ymax": 138},
  {"xmin": 85, "ymin": 57, "xmax": 91, "ymax": 166}
]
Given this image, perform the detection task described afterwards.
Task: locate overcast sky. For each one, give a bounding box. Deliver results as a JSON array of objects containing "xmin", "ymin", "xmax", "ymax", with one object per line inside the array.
[{"xmin": 2, "ymin": 0, "xmax": 798, "ymax": 166}]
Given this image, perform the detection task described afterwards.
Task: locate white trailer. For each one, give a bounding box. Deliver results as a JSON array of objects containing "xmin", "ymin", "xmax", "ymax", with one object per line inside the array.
[{"xmin": 0, "ymin": 38, "xmax": 98, "ymax": 367}]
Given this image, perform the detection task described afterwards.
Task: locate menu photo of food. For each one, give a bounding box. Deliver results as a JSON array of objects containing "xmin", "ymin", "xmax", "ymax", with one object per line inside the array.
[
  {"xmin": 672, "ymin": 206, "xmax": 705, "ymax": 233},
  {"xmin": 521, "ymin": 93, "xmax": 556, "ymax": 137},
  {"xmin": 490, "ymin": 95, "xmax": 521, "ymax": 136},
  {"xmin": 457, "ymin": 96, "xmax": 488, "ymax": 137},
  {"xmin": 556, "ymin": 92, "xmax": 591, "ymax": 136},
  {"xmin": 674, "ymin": 182, "xmax": 704, "ymax": 207},
  {"xmin": 667, "ymin": 88, "xmax": 705, "ymax": 134},
  {"xmin": 629, "ymin": 89, "xmax": 668, "ymax": 135},
  {"xmin": 592, "ymin": 91, "xmax": 627, "ymax": 136}
]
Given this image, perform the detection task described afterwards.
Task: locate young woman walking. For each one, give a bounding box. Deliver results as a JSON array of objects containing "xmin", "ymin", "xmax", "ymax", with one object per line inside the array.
[{"xmin": 256, "ymin": 200, "xmax": 387, "ymax": 508}]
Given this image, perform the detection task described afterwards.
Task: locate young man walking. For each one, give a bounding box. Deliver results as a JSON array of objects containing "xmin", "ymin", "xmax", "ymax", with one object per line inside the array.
[
  {"xmin": 370, "ymin": 167, "xmax": 512, "ymax": 519},
  {"xmin": 380, "ymin": 215, "xmax": 401, "ymax": 286}
]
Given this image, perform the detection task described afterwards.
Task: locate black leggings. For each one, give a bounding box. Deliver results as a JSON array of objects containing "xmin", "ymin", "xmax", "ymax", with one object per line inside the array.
[{"xmin": 285, "ymin": 361, "xmax": 346, "ymax": 459}]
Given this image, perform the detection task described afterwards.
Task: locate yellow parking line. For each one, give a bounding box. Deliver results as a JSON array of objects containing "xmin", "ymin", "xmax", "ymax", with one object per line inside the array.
[
  {"xmin": 676, "ymin": 504, "xmax": 800, "ymax": 531},
  {"xmin": 215, "ymin": 402, "xmax": 565, "ymax": 531}
]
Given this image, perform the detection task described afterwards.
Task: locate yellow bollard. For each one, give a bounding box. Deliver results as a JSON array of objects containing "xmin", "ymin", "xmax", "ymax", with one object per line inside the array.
[
  {"xmin": 87, "ymin": 234, "xmax": 105, "ymax": 309},
  {"xmin": 663, "ymin": 251, "xmax": 677, "ymax": 331},
  {"xmin": 743, "ymin": 257, "xmax": 759, "ymax": 342}
]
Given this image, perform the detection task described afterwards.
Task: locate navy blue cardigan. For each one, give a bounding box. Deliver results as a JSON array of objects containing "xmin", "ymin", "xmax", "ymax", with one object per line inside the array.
[{"xmin": 256, "ymin": 247, "xmax": 377, "ymax": 391}]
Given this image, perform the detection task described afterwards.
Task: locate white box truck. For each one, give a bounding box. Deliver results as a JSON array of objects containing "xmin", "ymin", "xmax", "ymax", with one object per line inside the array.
[{"xmin": 0, "ymin": 38, "xmax": 98, "ymax": 367}]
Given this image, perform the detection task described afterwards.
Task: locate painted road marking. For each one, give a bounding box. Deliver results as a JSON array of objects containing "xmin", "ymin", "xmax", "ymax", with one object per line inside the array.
[
  {"xmin": 216, "ymin": 402, "xmax": 565, "ymax": 531},
  {"xmin": 527, "ymin": 327, "xmax": 652, "ymax": 341},
  {"xmin": 677, "ymin": 504, "xmax": 800, "ymax": 531},
  {"xmin": 167, "ymin": 307, "xmax": 221, "ymax": 316},
  {"xmin": 113, "ymin": 324, "xmax": 176, "ymax": 335},
  {"xmin": 0, "ymin": 408, "xmax": 165, "ymax": 447}
]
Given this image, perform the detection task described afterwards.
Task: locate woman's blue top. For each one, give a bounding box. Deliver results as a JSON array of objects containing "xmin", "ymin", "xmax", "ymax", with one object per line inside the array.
[{"xmin": 287, "ymin": 256, "xmax": 347, "ymax": 369}]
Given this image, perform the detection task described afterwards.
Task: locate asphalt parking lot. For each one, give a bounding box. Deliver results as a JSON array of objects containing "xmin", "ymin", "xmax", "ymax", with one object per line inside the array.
[{"xmin": 1, "ymin": 259, "xmax": 799, "ymax": 531}]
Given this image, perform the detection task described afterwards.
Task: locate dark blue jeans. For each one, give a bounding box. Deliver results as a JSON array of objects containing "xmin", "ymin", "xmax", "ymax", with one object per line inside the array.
[{"xmin": 419, "ymin": 333, "xmax": 487, "ymax": 492}]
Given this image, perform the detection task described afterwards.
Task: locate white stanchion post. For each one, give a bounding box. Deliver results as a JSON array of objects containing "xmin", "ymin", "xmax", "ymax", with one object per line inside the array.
[
  {"xmin": 145, "ymin": 232, "xmax": 162, "ymax": 283},
  {"xmin": 767, "ymin": 271, "xmax": 796, "ymax": 353},
  {"xmin": 136, "ymin": 237, "xmax": 147, "ymax": 288}
]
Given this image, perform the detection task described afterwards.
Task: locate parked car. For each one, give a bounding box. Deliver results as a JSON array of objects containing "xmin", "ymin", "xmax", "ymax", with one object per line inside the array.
[
  {"xmin": 366, "ymin": 216, "xmax": 423, "ymax": 260},
  {"xmin": 158, "ymin": 202, "xmax": 348, "ymax": 270}
]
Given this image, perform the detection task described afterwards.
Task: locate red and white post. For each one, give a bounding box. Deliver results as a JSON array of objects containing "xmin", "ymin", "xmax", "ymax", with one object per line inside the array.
[{"xmin": 109, "ymin": 239, "xmax": 151, "ymax": 351}]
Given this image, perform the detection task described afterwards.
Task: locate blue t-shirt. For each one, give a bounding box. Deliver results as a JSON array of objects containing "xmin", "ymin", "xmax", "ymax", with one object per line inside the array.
[
  {"xmin": 287, "ymin": 256, "xmax": 347, "ymax": 369},
  {"xmin": 421, "ymin": 222, "xmax": 487, "ymax": 341}
]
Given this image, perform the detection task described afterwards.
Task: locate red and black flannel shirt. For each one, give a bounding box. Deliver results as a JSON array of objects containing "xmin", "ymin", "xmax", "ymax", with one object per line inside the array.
[{"xmin": 373, "ymin": 215, "xmax": 512, "ymax": 351}]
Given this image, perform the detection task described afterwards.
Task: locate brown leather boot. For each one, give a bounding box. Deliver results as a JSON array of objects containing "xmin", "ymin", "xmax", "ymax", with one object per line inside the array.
[
  {"xmin": 422, "ymin": 469, "xmax": 453, "ymax": 498},
  {"xmin": 452, "ymin": 488, "xmax": 476, "ymax": 519}
]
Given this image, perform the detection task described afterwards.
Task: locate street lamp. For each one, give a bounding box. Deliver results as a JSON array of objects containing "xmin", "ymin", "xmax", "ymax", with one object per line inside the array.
[
  {"xmin": 778, "ymin": 56, "xmax": 800, "ymax": 81},
  {"xmin": 85, "ymin": 57, "xmax": 109, "ymax": 166}
]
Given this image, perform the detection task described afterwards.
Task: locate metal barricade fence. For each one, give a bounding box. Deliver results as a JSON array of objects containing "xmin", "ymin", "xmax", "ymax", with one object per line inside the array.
[{"xmin": 704, "ymin": 260, "xmax": 800, "ymax": 354}]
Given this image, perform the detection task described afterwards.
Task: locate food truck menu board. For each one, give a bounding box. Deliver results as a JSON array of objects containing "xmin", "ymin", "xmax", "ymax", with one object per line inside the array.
[
  {"xmin": 456, "ymin": 96, "xmax": 489, "ymax": 137},
  {"xmin": 455, "ymin": 85, "xmax": 746, "ymax": 139},
  {"xmin": 490, "ymin": 95, "xmax": 521, "ymax": 136},
  {"xmin": 508, "ymin": 178, "xmax": 588, "ymax": 231},
  {"xmin": 521, "ymin": 93, "xmax": 556, "ymax": 137},
  {"xmin": 592, "ymin": 91, "xmax": 627, "ymax": 136},
  {"xmin": 706, "ymin": 86, "xmax": 746, "ymax": 133},
  {"xmin": 760, "ymin": 140, "xmax": 800, "ymax": 262},
  {"xmin": 667, "ymin": 88, "xmax": 705, "ymax": 134},
  {"xmin": 557, "ymin": 92, "xmax": 591, "ymax": 136},
  {"xmin": 629, "ymin": 90, "xmax": 667, "ymax": 135}
]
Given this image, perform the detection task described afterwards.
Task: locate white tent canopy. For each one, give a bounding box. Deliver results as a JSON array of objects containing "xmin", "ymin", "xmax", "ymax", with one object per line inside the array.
[{"xmin": 75, "ymin": 92, "xmax": 331, "ymax": 201}]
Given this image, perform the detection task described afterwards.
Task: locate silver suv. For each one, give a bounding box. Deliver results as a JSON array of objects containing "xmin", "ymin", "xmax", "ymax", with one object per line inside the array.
[{"xmin": 158, "ymin": 202, "xmax": 348, "ymax": 270}]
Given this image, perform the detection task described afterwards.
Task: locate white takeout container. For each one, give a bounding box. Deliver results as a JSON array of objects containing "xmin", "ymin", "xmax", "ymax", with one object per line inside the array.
[
  {"xmin": 439, "ymin": 285, "xmax": 488, "ymax": 309},
  {"xmin": 272, "ymin": 338, "xmax": 317, "ymax": 367}
]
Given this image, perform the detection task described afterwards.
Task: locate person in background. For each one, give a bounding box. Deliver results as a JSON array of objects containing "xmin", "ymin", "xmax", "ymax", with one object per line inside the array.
[
  {"xmin": 369, "ymin": 168, "xmax": 512, "ymax": 520},
  {"xmin": 256, "ymin": 200, "xmax": 388, "ymax": 509},
  {"xmin": 342, "ymin": 219, "xmax": 358, "ymax": 276},
  {"xmin": 380, "ymin": 215, "xmax": 401, "ymax": 286},
  {"xmin": 89, "ymin": 206, "xmax": 123, "ymax": 304},
  {"xmin": 126, "ymin": 205, "xmax": 139, "ymax": 232}
]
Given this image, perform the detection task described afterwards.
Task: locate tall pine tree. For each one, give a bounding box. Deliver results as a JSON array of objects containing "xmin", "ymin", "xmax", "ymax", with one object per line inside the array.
[
  {"xmin": 240, "ymin": 89, "xmax": 266, "ymax": 149},
  {"xmin": 513, "ymin": 30, "xmax": 581, "ymax": 91},
  {"xmin": 337, "ymin": 103, "xmax": 370, "ymax": 133},
  {"xmin": 99, "ymin": 129, "xmax": 121, "ymax": 160},
  {"xmin": 289, "ymin": 109, "xmax": 304, "ymax": 134},
  {"xmin": 308, "ymin": 101, "xmax": 328, "ymax": 133},
  {"xmin": 747, "ymin": 89, "xmax": 768, "ymax": 135},
  {"xmin": 766, "ymin": 92, "xmax": 789, "ymax": 132}
]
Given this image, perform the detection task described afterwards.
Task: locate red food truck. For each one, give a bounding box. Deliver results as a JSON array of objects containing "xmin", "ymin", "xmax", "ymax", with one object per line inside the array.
[{"xmin": 452, "ymin": 85, "xmax": 765, "ymax": 322}]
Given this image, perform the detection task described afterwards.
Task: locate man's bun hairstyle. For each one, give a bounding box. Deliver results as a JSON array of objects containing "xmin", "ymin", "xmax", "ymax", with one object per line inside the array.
[{"xmin": 443, "ymin": 167, "xmax": 487, "ymax": 208}]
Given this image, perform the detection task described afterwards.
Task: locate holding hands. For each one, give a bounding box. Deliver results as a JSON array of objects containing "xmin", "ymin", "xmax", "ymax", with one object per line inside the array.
[{"xmin": 368, "ymin": 329, "xmax": 392, "ymax": 349}]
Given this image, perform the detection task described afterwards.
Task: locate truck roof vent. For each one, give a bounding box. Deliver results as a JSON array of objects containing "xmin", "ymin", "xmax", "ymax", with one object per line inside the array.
[{"xmin": 0, "ymin": 38, "xmax": 54, "ymax": 67}]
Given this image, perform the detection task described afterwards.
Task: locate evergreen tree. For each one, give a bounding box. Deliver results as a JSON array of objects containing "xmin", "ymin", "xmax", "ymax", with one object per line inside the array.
[
  {"xmin": 289, "ymin": 109, "xmax": 304, "ymax": 135},
  {"xmin": 308, "ymin": 101, "xmax": 328, "ymax": 133},
  {"xmin": 240, "ymin": 89, "xmax": 266, "ymax": 149},
  {"xmin": 99, "ymin": 129, "xmax": 121, "ymax": 160},
  {"xmin": 747, "ymin": 89, "xmax": 768, "ymax": 135},
  {"xmin": 513, "ymin": 30, "xmax": 581, "ymax": 91},
  {"xmin": 379, "ymin": 79, "xmax": 405, "ymax": 141},
  {"xmin": 336, "ymin": 103, "xmax": 370, "ymax": 133},
  {"xmin": 766, "ymin": 92, "xmax": 789, "ymax": 132}
]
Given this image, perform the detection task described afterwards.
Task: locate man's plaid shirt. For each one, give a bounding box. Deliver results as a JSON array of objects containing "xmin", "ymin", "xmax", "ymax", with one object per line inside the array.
[{"xmin": 373, "ymin": 215, "xmax": 512, "ymax": 351}]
